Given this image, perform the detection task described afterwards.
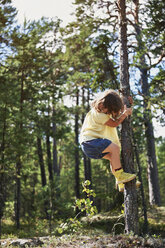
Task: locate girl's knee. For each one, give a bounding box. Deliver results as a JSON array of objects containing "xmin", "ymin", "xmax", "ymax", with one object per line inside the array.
[
  {"xmin": 110, "ymin": 143, "xmax": 120, "ymax": 154},
  {"xmin": 102, "ymin": 142, "xmax": 120, "ymax": 154}
]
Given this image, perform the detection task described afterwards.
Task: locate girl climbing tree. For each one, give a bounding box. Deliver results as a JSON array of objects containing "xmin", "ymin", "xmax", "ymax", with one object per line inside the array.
[{"xmin": 117, "ymin": 0, "xmax": 139, "ymax": 234}]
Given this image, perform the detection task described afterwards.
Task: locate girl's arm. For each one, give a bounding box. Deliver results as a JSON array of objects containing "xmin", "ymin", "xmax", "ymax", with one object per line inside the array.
[{"xmin": 104, "ymin": 105, "xmax": 132, "ymax": 127}]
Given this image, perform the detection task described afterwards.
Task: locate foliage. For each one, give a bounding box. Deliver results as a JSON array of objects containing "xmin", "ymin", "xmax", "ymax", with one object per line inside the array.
[
  {"xmin": 144, "ymin": 0, "xmax": 165, "ymax": 55},
  {"xmin": 56, "ymin": 180, "xmax": 97, "ymax": 235},
  {"xmin": 75, "ymin": 180, "xmax": 98, "ymax": 216},
  {"xmin": 1, "ymin": 206, "xmax": 165, "ymax": 246},
  {"xmin": 156, "ymin": 138, "xmax": 165, "ymax": 205},
  {"xmin": 0, "ymin": 0, "xmax": 164, "ymax": 240}
]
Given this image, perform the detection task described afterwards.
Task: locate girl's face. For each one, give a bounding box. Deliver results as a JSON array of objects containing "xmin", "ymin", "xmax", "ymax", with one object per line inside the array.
[
  {"xmin": 100, "ymin": 103, "xmax": 123, "ymax": 119},
  {"xmin": 111, "ymin": 110, "xmax": 122, "ymax": 119},
  {"xmin": 112, "ymin": 104, "xmax": 124, "ymax": 119},
  {"xmin": 112, "ymin": 109, "xmax": 123, "ymax": 119},
  {"xmin": 102, "ymin": 108, "xmax": 121, "ymax": 119}
]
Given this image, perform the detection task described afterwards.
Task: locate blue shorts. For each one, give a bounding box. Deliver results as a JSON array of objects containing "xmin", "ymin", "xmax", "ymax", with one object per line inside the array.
[{"xmin": 81, "ymin": 138, "xmax": 112, "ymax": 159}]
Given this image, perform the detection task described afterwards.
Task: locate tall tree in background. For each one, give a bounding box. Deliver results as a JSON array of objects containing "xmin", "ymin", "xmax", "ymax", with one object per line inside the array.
[
  {"xmin": 82, "ymin": 87, "xmax": 92, "ymax": 185},
  {"xmin": 6, "ymin": 17, "xmax": 61, "ymax": 227},
  {"xmin": 0, "ymin": 0, "xmax": 17, "ymax": 235},
  {"xmin": 61, "ymin": 20, "xmax": 95, "ymax": 199},
  {"xmin": 74, "ymin": 88, "xmax": 80, "ymax": 199},
  {"xmin": 145, "ymin": 0, "xmax": 165, "ymax": 123},
  {"xmin": 132, "ymin": 131, "xmax": 148, "ymax": 233},
  {"xmin": 117, "ymin": 0, "xmax": 139, "ymax": 234},
  {"xmin": 62, "ymin": 9, "xmax": 120, "ymax": 200},
  {"xmin": 130, "ymin": 0, "xmax": 163, "ymax": 206}
]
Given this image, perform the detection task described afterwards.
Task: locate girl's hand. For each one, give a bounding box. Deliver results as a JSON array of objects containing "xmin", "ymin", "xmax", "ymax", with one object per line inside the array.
[
  {"xmin": 128, "ymin": 96, "xmax": 134, "ymax": 105},
  {"xmin": 106, "ymin": 105, "xmax": 132, "ymax": 127},
  {"xmin": 126, "ymin": 107, "xmax": 133, "ymax": 116},
  {"xmin": 123, "ymin": 105, "xmax": 133, "ymax": 116}
]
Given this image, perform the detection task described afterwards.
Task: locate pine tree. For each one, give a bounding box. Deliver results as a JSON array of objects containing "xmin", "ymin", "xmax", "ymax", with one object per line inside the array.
[
  {"xmin": 130, "ymin": 0, "xmax": 162, "ymax": 206},
  {"xmin": 117, "ymin": 0, "xmax": 139, "ymax": 234},
  {"xmin": 0, "ymin": 0, "xmax": 17, "ymax": 236}
]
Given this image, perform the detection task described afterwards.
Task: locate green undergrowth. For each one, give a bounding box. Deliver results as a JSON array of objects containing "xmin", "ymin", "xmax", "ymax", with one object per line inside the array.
[
  {"xmin": 83, "ymin": 206, "xmax": 165, "ymax": 237},
  {"xmin": 1, "ymin": 206, "xmax": 165, "ymax": 240},
  {"xmin": 81, "ymin": 211, "xmax": 125, "ymax": 235},
  {"xmin": 146, "ymin": 206, "xmax": 165, "ymax": 237},
  {"xmin": 1, "ymin": 219, "xmax": 51, "ymax": 239}
]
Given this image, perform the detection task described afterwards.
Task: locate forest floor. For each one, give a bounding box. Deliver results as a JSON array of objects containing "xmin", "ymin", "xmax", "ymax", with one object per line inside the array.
[
  {"xmin": 0, "ymin": 206, "xmax": 165, "ymax": 247},
  {"xmin": 1, "ymin": 233, "xmax": 165, "ymax": 248}
]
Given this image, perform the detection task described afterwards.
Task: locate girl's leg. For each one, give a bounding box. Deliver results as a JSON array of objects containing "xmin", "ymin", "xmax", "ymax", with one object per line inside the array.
[
  {"xmin": 102, "ymin": 143, "xmax": 121, "ymax": 174},
  {"xmin": 102, "ymin": 142, "xmax": 136, "ymax": 184}
]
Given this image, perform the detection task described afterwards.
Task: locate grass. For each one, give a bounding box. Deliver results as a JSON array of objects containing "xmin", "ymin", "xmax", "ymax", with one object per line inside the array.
[
  {"xmin": 1, "ymin": 206, "xmax": 165, "ymax": 239},
  {"xmin": 1, "ymin": 219, "xmax": 50, "ymax": 239},
  {"xmin": 146, "ymin": 206, "xmax": 165, "ymax": 237}
]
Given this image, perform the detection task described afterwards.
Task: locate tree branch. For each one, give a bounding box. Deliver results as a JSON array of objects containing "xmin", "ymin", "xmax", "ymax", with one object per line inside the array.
[{"xmin": 147, "ymin": 50, "xmax": 165, "ymax": 70}]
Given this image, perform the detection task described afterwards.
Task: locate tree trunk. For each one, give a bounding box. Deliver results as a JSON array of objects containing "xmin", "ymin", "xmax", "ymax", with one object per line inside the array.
[
  {"xmin": 37, "ymin": 137, "xmax": 47, "ymax": 187},
  {"xmin": 75, "ymin": 88, "xmax": 80, "ymax": 199},
  {"xmin": 117, "ymin": 0, "xmax": 139, "ymax": 234},
  {"xmin": 82, "ymin": 87, "xmax": 92, "ymax": 184},
  {"xmin": 52, "ymin": 107, "xmax": 59, "ymax": 175},
  {"xmin": 141, "ymin": 68, "xmax": 161, "ymax": 205},
  {"xmin": 84, "ymin": 156, "xmax": 92, "ymax": 183},
  {"xmin": 37, "ymin": 136, "xmax": 49, "ymax": 219},
  {"xmin": 46, "ymin": 134, "xmax": 53, "ymax": 181},
  {"xmin": 52, "ymin": 106, "xmax": 60, "ymax": 198},
  {"xmin": 15, "ymin": 158, "xmax": 21, "ymax": 229},
  {"xmin": 133, "ymin": 0, "xmax": 161, "ymax": 206},
  {"xmin": 15, "ymin": 73, "xmax": 24, "ymax": 229},
  {"xmin": 0, "ymin": 105, "xmax": 7, "ymax": 238},
  {"xmin": 132, "ymin": 131, "xmax": 148, "ymax": 234},
  {"xmin": 145, "ymin": 118, "xmax": 161, "ymax": 205}
]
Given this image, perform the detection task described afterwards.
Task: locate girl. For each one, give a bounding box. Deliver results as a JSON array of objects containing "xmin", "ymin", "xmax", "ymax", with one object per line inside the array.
[{"xmin": 80, "ymin": 89, "xmax": 136, "ymax": 190}]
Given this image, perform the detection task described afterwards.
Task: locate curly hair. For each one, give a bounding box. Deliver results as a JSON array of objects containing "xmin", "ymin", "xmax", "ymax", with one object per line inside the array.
[{"xmin": 91, "ymin": 89, "xmax": 123, "ymax": 114}]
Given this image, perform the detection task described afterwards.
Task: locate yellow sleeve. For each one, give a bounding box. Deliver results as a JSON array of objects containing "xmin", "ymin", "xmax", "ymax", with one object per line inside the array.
[{"xmin": 92, "ymin": 109, "xmax": 110, "ymax": 124}]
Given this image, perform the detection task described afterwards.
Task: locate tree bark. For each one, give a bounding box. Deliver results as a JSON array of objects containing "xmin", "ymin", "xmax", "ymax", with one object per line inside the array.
[
  {"xmin": 145, "ymin": 118, "xmax": 161, "ymax": 205},
  {"xmin": 133, "ymin": 0, "xmax": 161, "ymax": 206},
  {"xmin": 75, "ymin": 88, "xmax": 80, "ymax": 199},
  {"xmin": 52, "ymin": 107, "xmax": 61, "ymax": 177},
  {"xmin": 82, "ymin": 87, "xmax": 92, "ymax": 184},
  {"xmin": 37, "ymin": 136, "xmax": 49, "ymax": 219},
  {"xmin": 52, "ymin": 106, "xmax": 61, "ymax": 198},
  {"xmin": 46, "ymin": 134, "xmax": 53, "ymax": 181},
  {"xmin": 52, "ymin": 108, "xmax": 59, "ymax": 175},
  {"xmin": 0, "ymin": 105, "xmax": 7, "ymax": 238},
  {"xmin": 117, "ymin": 0, "xmax": 139, "ymax": 234},
  {"xmin": 132, "ymin": 131, "xmax": 148, "ymax": 234},
  {"xmin": 142, "ymin": 68, "xmax": 161, "ymax": 205},
  {"xmin": 37, "ymin": 137, "xmax": 47, "ymax": 187},
  {"xmin": 15, "ymin": 73, "xmax": 24, "ymax": 229},
  {"xmin": 15, "ymin": 158, "xmax": 21, "ymax": 229}
]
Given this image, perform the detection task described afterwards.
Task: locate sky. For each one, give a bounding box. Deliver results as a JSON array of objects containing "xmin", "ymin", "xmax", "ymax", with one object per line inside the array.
[
  {"xmin": 12, "ymin": 0, "xmax": 75, "ymax": 26},
  {"xmin": 11, "ymin": 0, "xmax": 165, "ymax": 138}
]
